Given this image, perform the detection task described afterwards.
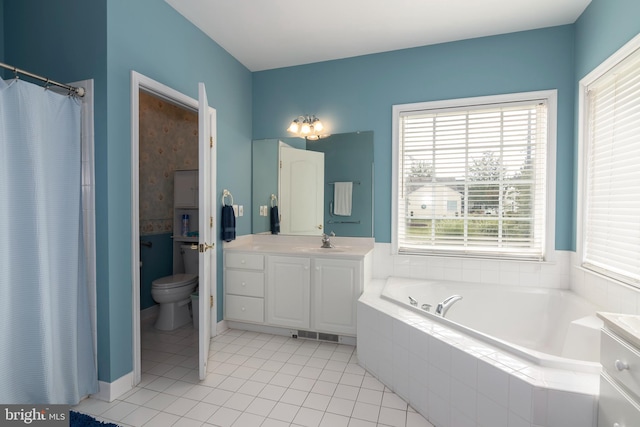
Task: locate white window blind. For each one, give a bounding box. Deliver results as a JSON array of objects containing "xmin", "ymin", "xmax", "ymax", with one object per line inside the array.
[
  {"xmin": 396, "ymin": 98, "xmax": 548, "ymax": 260},
  {"xmin": 583, "ymin": 45, "xmax": 640, "ymax": 286}
]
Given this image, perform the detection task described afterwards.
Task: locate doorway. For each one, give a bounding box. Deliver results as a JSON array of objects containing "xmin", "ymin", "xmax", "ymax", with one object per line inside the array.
[{"xmin": 131, "ymin": 72, "xmax": 217, "ymax": 386}]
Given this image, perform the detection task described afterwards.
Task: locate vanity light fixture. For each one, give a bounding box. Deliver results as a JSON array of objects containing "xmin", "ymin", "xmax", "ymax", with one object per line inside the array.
[{"xmin": 287, "ymin": 115, "xmax": 326, "ymax": 140}]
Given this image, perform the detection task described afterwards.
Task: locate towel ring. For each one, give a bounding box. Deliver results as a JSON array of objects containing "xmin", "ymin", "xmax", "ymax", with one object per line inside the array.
[
  {"xmin": 270, "ymin": 194, "xmax": 278, "ymax": 208},
  {"xmin": 221, "ymin": 189, "xmax": 234, "ymax": 206}
]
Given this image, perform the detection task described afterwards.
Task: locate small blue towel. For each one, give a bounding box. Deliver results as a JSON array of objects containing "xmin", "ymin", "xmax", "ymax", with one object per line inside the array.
[
  {"xmin": 270, "ymin": 206, "xmax": 280, "ymax": 234},
  {"xmin": 221, "ymin": 205, "xmax": 236, "ymax": 242}
]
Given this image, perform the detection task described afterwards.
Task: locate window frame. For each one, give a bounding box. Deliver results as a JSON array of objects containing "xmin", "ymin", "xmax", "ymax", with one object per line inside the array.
[
  {"xmin": 392, "ymin": 90, "xmax": 557, "ymax": 261},
  {"xmin": 577, "ymin": 33, "xmax": 640, "ymax": 287}
]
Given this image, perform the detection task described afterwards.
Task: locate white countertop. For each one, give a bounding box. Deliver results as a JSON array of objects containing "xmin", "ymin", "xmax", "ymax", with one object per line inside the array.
[
  {"xmin": 223, "ymin": 234, "xmax": 374, "ymax": 258},
  {"xmin": 597, "ymin": 312, "xmax": 640, "ymax": 348}
]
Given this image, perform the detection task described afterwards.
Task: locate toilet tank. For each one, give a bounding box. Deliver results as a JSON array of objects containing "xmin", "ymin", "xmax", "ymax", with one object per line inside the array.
[{"xmin": 181, "ymin": 245, "xmax": 199, "ymax": 274}]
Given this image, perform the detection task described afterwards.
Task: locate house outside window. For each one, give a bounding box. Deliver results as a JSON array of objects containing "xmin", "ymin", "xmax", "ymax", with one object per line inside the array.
[
  {"xmin": 579, "ymin": 35, "xmax": 640, "ymax": 287},
  {"xmin": 392, "ymin": 91, "xmax": 557, "ymax": 260}
]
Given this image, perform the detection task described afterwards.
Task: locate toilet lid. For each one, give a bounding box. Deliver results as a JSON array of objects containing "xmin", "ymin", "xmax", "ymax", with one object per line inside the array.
[{"xmin": 152, "ymin": 273, "xmax": 198, "ymax": 289}]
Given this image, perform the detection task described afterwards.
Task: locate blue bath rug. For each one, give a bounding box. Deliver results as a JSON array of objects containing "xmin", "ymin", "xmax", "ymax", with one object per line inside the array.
[{"xmin": 70, "ymin": 411, "xmax": 120, "ymax": 427}]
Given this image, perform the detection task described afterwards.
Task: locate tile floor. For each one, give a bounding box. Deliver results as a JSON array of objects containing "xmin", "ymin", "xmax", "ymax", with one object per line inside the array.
[{"xmin": 74, "ymin": 318, "xmax": 434, "ymax": 427}]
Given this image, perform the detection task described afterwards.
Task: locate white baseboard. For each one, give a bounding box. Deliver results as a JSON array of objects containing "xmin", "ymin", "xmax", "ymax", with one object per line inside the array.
[
  {"xmin": 216, "ymin": 319, "xmax": 229, "ymax": 335},
  {"xmin": 92, "ymin": 371, "xmax": 134, "ymax": 402}
]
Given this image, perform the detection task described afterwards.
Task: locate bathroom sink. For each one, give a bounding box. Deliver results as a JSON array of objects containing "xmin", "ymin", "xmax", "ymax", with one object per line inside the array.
[{"xmin": 293, "ymin": 246, "xmax": 348, "ymax": 253}]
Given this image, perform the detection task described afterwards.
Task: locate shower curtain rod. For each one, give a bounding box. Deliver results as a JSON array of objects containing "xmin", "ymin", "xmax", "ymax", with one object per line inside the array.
[{"xmin": 0, "ymin": 61, "xmax": 85, "ymax": 97}]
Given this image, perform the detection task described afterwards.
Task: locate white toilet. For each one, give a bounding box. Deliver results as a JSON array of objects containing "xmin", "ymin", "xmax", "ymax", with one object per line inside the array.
[{"xmin": 151, "ymin": 245, "xmax": 198, "ymax": 331}]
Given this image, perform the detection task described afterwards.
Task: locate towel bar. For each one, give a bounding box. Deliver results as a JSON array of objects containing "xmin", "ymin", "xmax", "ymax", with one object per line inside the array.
[
  {"xmin": 221, "ymin": 189, "xmax": 234, "ymax": 206},
  {"xmin": 328, "ymin": 181, "xmax": 361, "ymax": 185}
]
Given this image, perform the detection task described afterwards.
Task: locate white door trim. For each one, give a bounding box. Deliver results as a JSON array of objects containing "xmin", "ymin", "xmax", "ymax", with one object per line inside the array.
[{"xmin": 130, "ymin": 71, "xmax": 202, "ymax": 386}]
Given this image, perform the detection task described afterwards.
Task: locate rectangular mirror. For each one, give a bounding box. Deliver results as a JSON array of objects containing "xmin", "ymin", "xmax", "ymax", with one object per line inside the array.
[{"xmin": 252, "ymin": 131, "xmax": 374, "ymax": 237}]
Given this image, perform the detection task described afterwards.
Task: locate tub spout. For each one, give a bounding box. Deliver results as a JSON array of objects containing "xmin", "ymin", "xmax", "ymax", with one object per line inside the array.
[
  {"xmin": 435, "ymin": 295, "xmax": 463, "ymax": 317},
  {"xmin": 408, "ymin": 296, "xmax": 418, "ymax": 306}
]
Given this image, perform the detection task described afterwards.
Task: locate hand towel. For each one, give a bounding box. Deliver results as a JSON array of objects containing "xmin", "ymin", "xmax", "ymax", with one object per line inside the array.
[
  {"xmin": 333, "ymin": 182, "xmax": 353, "ymax": 216},
  {"xmin": 270, "ymin": 205, "xmax": 280, "ymax": 234},
  {"xmin": 221, "ymin": 205, "xmax": 236, "ymax": 242}
]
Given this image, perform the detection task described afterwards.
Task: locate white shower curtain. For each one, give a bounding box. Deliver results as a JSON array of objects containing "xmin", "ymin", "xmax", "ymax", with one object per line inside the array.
[{"xmin": 0, "ymin": 78, "xmax": 98, "ymax": 404}]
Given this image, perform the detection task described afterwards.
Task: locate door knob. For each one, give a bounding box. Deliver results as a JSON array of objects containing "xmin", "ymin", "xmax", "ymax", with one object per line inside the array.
[{"xmin": 198, "ymin": 242, "xmax": 214, "ymax": 252}]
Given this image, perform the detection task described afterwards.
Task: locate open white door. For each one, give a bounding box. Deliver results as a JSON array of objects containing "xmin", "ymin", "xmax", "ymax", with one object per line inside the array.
[
  {"xmin": 279, "ymin": 146, "xmax": 324, "ymax": 235},
  {"xmin": 198, "ymin": 82, "xmax": 216, "ymax": 380}
]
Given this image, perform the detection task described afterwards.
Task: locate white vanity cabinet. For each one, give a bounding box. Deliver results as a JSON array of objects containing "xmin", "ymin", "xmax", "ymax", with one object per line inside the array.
[
  {"xmin": 223, "ymin": 238, "xmax": 372, "ymax": 339},
  {"xmin": 266, "ymin": 256, "xmax": 311, "ymax": 329},
  {"xmin": 597, "ymin": 314, "xmax": 640, "ymax": 426},
  {"xmin": 313, "ymin": 258, "xmax": 361, "ymax": 336},
  {"xmin": 224, "ymin": 252, "xmax": 265, "ymax": 324}
]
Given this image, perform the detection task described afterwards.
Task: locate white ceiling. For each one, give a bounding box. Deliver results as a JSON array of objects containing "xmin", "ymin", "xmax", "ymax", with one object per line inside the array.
[{"xmin": 165, "ymin": 0, "xmax": 592, "ymax": 72}]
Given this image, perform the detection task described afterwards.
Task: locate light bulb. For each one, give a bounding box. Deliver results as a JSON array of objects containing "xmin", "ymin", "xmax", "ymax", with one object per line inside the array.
[
  {"xmin": 301, "ymin": 122, "xmax": 311, "ymax": 134},
  {"xmin": 313, "ymin": 120, "xmax": 324, "ymax": 132},
  {"xmin": 288, "ymin": 120, "xmax": 299, "ymax": 133}
]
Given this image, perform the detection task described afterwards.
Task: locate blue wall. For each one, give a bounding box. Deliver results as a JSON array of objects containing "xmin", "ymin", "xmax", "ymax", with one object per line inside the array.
[
  {"xmin": 253, "ymin": 26, "xmax": 577, "ymax": 250},
  {"xmin": 139, "ymin": 234, "xmax": 173, "ymax": 310},
  {"xmin": 100, "ymin": 0, "xmax": 251, "ymax": 382},
  {"xmin": 0, "ymin": 0, "xmax": 4, "ymax": 64},
  {"xmin": 3, "ymin": 0, "xmax": 110, "ymax": 379},
  {"xmin": 3, "ymin": 0, "xmax": 252, "ymax": 383},
  {"xmin": 575, "ymin": 0, "xmax": 640, "ymax": 79},
  {"xmin": 2, "ymin": 0, "xmax": 639, "ymax": 388}
]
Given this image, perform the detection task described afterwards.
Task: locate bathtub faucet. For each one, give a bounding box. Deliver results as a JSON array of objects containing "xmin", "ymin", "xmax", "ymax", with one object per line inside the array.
[{"xmin": 435, "ymin": 295, "xmax": 463, "ymax": 317}]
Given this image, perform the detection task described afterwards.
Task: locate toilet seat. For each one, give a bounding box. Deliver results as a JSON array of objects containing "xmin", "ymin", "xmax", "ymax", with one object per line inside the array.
[{"xmin": 152, "ymin": 273, "xmax": 198, "ymax": 290}]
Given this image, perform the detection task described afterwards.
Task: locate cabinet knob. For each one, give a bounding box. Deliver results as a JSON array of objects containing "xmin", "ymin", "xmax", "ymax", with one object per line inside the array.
[
  {"xmin": 241, "ymin": 259, "xmax": 246, "ymax": 264},
  {"xmin": 614, "ymin": 359, "xmax": 629, "ymax": 371},
  {"xmin": 241, "ymin": 282, "xmax": 246, "ymax": 287},
  {"xmin": 613, "ymin": 423, "xmax": 622, "ymax": 427},
  {"xmin": 241, "ymin": 307, "xmax": 246, "ymax": 312}
]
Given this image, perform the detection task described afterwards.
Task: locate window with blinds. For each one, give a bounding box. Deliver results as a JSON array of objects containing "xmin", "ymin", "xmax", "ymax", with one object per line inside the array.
[
  {"xmin": 582, "ymin": 43, "xmax": 640, "ymax": 286},
  {"xmin": 394, "ymin": 94, "xmax": 552, "ymax": 260}
]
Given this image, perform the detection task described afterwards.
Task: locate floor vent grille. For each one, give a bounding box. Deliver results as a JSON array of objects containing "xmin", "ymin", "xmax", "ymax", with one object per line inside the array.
[
  {"xmin": 292, "ymin": 330, "xmax": 340, "ymax": 343},
  {"xmin": 318, "ymin": 333, "xmax": 339, "ymax": 342},
  {"xmin": 296, "ymin": 330, "xmax": 318, "ymax": 340}
]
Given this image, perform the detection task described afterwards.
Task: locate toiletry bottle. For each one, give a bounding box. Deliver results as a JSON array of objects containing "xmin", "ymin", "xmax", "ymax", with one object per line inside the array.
[{"xmin": 182, "ymin": 214, "xmax": 189, "ymax": 236}]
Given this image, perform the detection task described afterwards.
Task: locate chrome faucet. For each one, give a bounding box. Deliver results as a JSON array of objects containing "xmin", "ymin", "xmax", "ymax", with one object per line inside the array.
[
  {"xmin": 435, "ymin": 295, "xmax": 463, "ymax": 317},
  {"xmin": 321, "ymin": 231, "xmax": 335, "ymax": 248}
]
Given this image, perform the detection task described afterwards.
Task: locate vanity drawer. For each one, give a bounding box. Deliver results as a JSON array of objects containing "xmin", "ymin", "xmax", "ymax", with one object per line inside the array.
[
  {"xmin": 599, "ymin": 373, "xmax": 640, "ymax": 427},
  {"xmin": 601, "ymin": 328, "xmax": 640, "ymax": 398},
  {"xmin": 225, "ymin": 252, "xmax": 264, "ymax": 270},
  {"xmin": 225, "ymin": 295, "xmax": 264, "ymax": 323},
  {"xmin": 226, "ymin": 270, "xmax": 264, "ymax": 297}
]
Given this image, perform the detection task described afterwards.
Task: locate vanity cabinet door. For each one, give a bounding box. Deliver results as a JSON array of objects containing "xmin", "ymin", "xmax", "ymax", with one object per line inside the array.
[
  {"xmin": 312, "ymin": 258, "xmax": 362, "ymax": 336},
  {"xmin": 266, "ymin": 256, "xmax": 310, "ymax": 329}
]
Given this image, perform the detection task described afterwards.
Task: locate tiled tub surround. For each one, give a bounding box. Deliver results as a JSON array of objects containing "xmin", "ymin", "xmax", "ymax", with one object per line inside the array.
[
  {"xmin": 357, "ymin": 280, "xmax": 600, "ymax": 427},
  {"xmin": 370, "ymin": 244, "xmax": 640, "ymax": 315}
]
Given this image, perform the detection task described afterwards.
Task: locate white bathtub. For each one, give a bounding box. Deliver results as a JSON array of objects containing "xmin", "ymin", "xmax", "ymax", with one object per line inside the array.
[
  {"xmin": 357, "ymin": 277, "xmax": 601, "ymax": 427},
  {"xmin": 380, "ymin": 277, "xmax": 602, "ymax": 369}
]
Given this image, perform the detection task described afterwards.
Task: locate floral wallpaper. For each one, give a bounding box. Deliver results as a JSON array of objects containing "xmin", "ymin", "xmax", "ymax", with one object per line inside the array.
[{"xmin": 139, "ymin": 91, "xmax": 198, "ymax": 236}]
